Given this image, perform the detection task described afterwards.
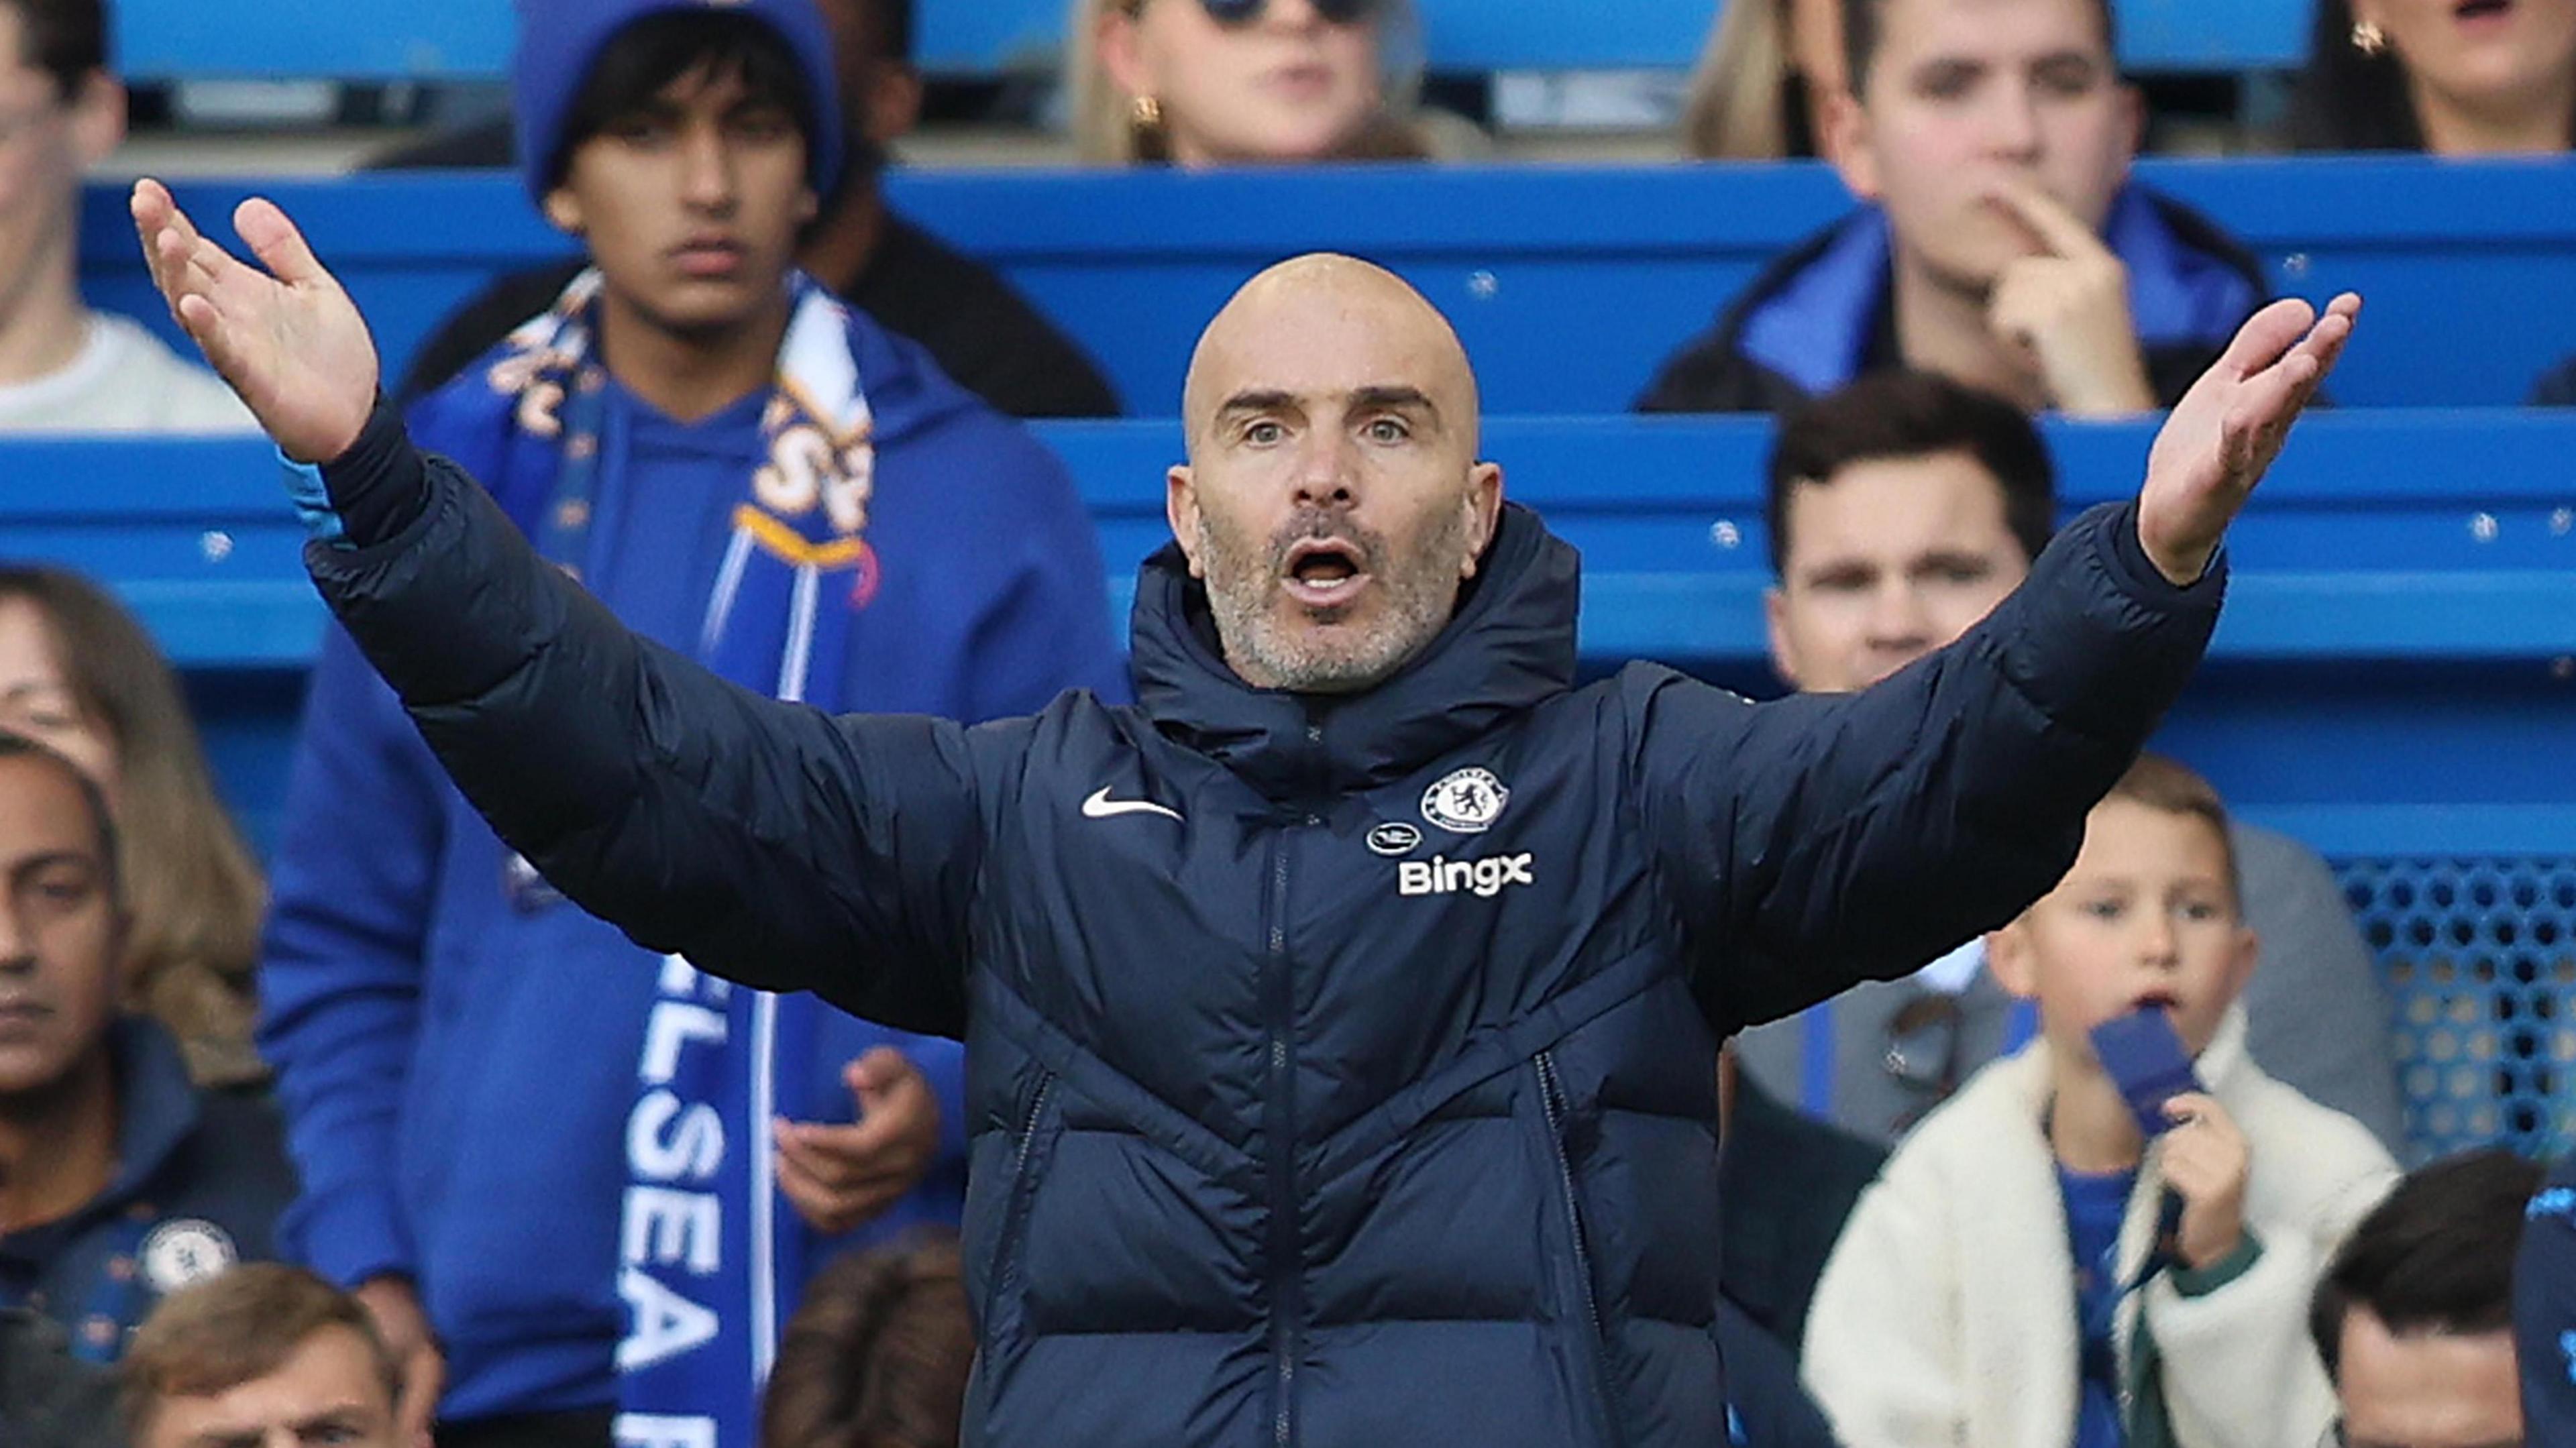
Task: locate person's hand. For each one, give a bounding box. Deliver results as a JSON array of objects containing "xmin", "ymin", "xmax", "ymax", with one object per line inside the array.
[
  {"xmin": 129, "ymin": 178, "xmax": 378, "ymax": 463},
  {"xmin": 774, "ymin": 1046, "xmax": 941, "ymax": 1236},
  {"xmin": 2137, "ymin": 292, "xmax": 2360, "ymax": 584},
  {"xmin": 352, "ymin": 1276, "xmax": 443, "ymax": 1446},
  {"xmin": 1983, "ymin": 180, "xmax": 2156, "ymax": 416},
  {"xmin": 2159, "ymin": 1093, "xmax": 2251, "ymax": 1272}
]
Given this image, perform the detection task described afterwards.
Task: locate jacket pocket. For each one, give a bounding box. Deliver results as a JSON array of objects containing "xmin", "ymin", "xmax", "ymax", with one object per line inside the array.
[{"xmin": 1536, "ymin": 1049, "xmax": 1626, "ymax": 1448}]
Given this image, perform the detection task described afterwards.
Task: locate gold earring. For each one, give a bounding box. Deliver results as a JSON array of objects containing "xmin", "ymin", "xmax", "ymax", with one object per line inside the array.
[
  {"xmin": 2351, "ymin": 19, "xmax": 2388, "ymax": 55},
  {"xmin": 1130, "ymin": 95, "xmax": 1163, "ymax": 129}
]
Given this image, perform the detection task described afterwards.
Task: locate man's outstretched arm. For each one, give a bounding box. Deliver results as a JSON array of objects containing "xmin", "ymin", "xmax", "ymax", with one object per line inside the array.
[
  {"xmin": 1640, "ymin": 294, "xmax": 2359, "ymax": 1033},
  {"xmin": 132, "ymin": 181, "xmax": 983, "ymax": 1034}
]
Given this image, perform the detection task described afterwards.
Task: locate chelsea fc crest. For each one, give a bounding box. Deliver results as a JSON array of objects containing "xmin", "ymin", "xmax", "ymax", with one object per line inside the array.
[
  {"xmin": 141, "ymin": 1219, "xmax": 239, "ymax": 1295},
  {"xmin": 1421, "ymin": 767, "xmax": 1509, "ymax": 834}
]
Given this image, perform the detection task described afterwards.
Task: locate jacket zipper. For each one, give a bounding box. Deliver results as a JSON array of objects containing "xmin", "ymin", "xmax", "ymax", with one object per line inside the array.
[
  {"xmin": 1536, "ymin": 1049, "xmax": 1624, "ymax": 1447},
  {"xmin": 1263, "ymin": 828, "xmax": 1301, "ymax": 1448},
  {"xmin": 984, "ymin": 1070, "xmax": 1057, "ymax": 1331}
]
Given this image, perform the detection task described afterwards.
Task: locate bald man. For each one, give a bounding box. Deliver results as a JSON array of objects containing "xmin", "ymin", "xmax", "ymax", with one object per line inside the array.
[{"xmin": 132, "ymin": 180, "xmax": 2356, "ymax": 1447}]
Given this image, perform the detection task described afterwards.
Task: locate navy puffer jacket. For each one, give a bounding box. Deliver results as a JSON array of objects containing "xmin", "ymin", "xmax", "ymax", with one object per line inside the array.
[{"xmin": 306, "ymin": 432, "xmax": 2220, "ymax": 1447}]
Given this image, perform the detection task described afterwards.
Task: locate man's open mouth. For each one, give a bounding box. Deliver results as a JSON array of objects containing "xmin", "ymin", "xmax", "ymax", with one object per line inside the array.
[{"xmin": 1282, "ymin": 539, "xmax": 1370, "ymax": 606}]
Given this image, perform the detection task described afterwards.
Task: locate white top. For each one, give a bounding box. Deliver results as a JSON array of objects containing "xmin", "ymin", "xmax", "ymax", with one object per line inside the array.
[{"xmin": 0, "ymin": 312, "xmax": 256, "ymax": 435}]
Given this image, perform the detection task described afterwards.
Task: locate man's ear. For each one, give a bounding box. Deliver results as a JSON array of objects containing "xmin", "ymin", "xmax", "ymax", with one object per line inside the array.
[
  {"xmin": 1984, "ymin": 922, "xmax": 2040, "ymax": 1001},
  {"xmin": 1764, "ymin": 586, "xmax": 1806, "ymax": 691},
  {"xmin": 1456, "ymin": 461, "xmax": 1505, "ymax": 579},
  {"xmin": 1165, "ymin": 464, "xmax": 1207, "ymax": 578},
  {"xmin": 542, "ymin": 185, "xmax": 585, "ymax": 237},
  {"xmin": 66, "ymin": 70, "xmax": 125, "ymax": 168},
  {"xmin": 863, "ymin": 62, "xmax": 926, "ymax": 145},
  {"xmin": 1821, "ymin": 85, "xmax": 1880, "ymax": 199}
]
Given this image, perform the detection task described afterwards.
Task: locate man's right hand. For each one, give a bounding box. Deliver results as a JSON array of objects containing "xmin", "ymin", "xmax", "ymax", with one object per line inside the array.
[
  {"xmin": 129, "ymin": 178, "xmax": 378, "ymax": 465},
  {"xmin": 354, "ymin": 1276, "xmax": 445, "ymax": 1445}
]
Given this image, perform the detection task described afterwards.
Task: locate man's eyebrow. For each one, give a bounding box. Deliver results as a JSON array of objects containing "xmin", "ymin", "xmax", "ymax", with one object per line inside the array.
[{"xmin": 1348, "ymin": 386, "xmax": 1442, "ymax": 423}]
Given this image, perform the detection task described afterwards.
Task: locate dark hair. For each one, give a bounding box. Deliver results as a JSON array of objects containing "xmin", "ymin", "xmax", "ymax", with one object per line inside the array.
[
  {"xmin": 2308, "ymin": 1150, "xmax": 2542, "ymax": 1381},
  {"xmin": 0, "ymin": 728, "xmax": 119, "ymax": 911},
  {"xmin": 0, "ymin": 566, "xmax": 267, "ymax": 1087},
  {"xmin": 121, "ymin": 1264, "xmax": 402, "ymax": 1442},
  {"xmin": 2286, "ymin": 0, "xmax": 2576, "ymax": 152},
  {"xmin": 1, "ymin": 0, "xmax": 109, "ymax": 99},
  {"xmin": 2285, "ymin": 0, "xmax": 2424, "ymax": 151},
  {"xmin": 1766, "ymin": 370, "xmax": 2058, "ymax": 577},
  {"xmin": 1842, "ymin": 0, "xmax": 2115, "ymax": 93},
  {"xmin": 761, "ymin": 1235, "xmax": 973, "ymax": 1448},
  {"xmin": 550, "ymin": 9, "xmax": 822, "ymax": 192},
  {"xmin": 881, "ymin": 0, "xmax": 913, "ymax": 64}
]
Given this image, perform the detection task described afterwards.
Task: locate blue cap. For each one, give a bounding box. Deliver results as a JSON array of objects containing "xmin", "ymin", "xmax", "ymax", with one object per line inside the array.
[{"xmin": 513, "ymin": 0, "xmax": 845, "ymax": 207}]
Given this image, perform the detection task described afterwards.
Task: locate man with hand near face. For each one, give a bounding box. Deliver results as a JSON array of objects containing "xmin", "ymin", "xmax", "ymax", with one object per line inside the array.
[
  {"xmin": 138, "ymin": 142, "xmax": 2355, "ymax": 1439},
  {"xmin": 1639, "ymin": 0, "xmax": 2268, "ymax": 418},
  {"xmin": 252, "ymin": 4, "xmax": 1123, "ymax": 1447}
]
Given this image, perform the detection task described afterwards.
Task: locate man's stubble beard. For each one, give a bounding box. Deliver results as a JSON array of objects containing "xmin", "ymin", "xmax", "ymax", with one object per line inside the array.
[{"xmin": 1197, "ymin": 502, "xmax": 1470, "ymax": 695}]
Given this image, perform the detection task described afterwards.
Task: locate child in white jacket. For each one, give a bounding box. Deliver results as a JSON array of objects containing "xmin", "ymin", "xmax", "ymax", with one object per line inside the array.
[{"xmin": 1801, "ymin": 755, "xmax": 2398, "ymax": 1448}]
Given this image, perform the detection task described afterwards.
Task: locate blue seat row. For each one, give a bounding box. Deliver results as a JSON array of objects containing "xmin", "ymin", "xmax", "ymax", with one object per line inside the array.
[
  {"xmin": 7, "ymin": 408, "xmax": 2571, "ymax": 1157},
  {"xmin": 78, "ymin": 158, "xmax": 2576, "ymax": 419},
  {"xmin": 110, "ymin": 0, "xmax": 2308, "ymax": 82}
]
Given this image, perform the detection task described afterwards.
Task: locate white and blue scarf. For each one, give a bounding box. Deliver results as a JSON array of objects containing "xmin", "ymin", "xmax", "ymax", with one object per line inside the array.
[{"xmin": 480, "ymin": 269, "xmax": 879, "ymax": 1448}]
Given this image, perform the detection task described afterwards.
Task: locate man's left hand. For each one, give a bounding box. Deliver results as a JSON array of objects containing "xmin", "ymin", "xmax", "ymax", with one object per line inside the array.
[
  {"xmin": 2137, "ymin": 292, "xmax": 2361, "ymax": 585},
  {"xmin": 774, "ymin": 1046, "xmax": 941, "ymax": 1236}
]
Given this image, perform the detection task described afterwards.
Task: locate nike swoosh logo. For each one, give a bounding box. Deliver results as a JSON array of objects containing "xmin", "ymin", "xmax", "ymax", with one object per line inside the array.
[{"xmin": 1082, "ymin": 786, "xmax": 1183, "ymax": 823}]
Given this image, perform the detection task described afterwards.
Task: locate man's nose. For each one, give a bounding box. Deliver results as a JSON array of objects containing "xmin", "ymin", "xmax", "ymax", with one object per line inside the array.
[
  {"xmin": 1981, "ymin": 81, "xmax": 2045, "ymax": 164},
  {"xmin": 0, "ymin": 903, "xmax": 33, "ymax": 976},
  {"xmin": 1291, "ymin": 429, "xmax": 1359, "ymax": 510},
  {"xmin": 1865, "ymin": 581, "xmax": 1934, "ymax": 655},
  {"xmin": 680, "ymin": 125, "xmax": 739, "ymax": 211}
]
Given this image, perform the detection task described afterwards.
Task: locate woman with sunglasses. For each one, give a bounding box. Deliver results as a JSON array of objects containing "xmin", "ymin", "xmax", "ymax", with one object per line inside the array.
[{"xmin": 1068, "ymin": 0, "xmax": 1434, "ymax": 164}]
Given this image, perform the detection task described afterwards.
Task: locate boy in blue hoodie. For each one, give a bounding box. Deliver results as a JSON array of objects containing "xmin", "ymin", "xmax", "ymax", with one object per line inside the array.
[
  {"xmin": 255, "ymin": 5, "xmax": 1124, "ymax": 1447},
  {"xmin": 1637, "ymin": 0, "xmax": 2267, "ymax": 419}
]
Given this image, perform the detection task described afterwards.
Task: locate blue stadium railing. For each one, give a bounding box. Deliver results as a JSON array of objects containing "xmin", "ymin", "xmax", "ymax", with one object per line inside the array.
[
  {"xmin": 5, "ymin": 410, "xmax": 2573, "ymax": 1163},
  {"xmin": 78, "ymin": 158, "xmax": 2576, "ymax": 416},
  {"xmin": 111, "ymin": 0, "xmax": 2308, "ymax": 82}
]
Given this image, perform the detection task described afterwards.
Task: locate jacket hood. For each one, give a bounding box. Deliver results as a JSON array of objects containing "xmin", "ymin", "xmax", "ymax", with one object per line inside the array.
[
  {"xmin": 1723, "ymin": 184, "xmax": 2266, "ymax": 397},
  {"xmin": 1126, "ymin": 501, "xmax": 1578, "ymax": 801}
]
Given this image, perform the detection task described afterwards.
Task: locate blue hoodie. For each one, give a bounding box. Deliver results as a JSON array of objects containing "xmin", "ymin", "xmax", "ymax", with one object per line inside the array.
[
  {"xmin": 1635, "ymin": 184, "xmax": 2268, "ymax": 414},
  {"xmin": 257, "ymin": 307, "xmax": 1125, "ymax": 1423}
]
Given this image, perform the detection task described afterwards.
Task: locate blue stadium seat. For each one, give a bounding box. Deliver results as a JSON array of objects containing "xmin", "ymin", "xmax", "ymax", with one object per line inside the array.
[
  {"xmin": 110, "ymin": 0, "xmax": 2306, "ymax": 82},
  {"xmin": 78, "ymin": 158, "xmax": 2576, "ymax": 414}
]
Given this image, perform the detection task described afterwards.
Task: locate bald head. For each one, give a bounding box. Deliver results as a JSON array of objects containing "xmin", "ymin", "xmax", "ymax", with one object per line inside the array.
[
  {"xmin": 1183, "ymin": 254, "xmax": 1481, "ymax": 457},
  {"xmin": 1164, "ymin": 252, "xmax": 1505, "ymax": 695}
]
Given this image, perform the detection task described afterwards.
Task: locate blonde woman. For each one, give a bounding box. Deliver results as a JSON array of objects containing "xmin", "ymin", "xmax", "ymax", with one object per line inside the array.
[
  {"xmin": 0, "ymin": 565, "xmax": 267, "ymax": 1087},
  {"xmin": 1069, "ymin": 0, "xmax": 1436, "ymax": 164},
  {"xmin": 1681, "ymin": 0, "xmax": 1847, "ymax": 159}
]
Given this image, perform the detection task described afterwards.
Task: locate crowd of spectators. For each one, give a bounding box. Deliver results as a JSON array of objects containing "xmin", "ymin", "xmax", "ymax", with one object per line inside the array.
[{"xmin": 5, "ymin": 0, "xmax": 2576, "ymax": 1445}]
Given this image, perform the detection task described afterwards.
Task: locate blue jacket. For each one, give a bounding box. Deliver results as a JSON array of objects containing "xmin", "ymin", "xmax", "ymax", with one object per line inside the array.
[
  {"xmin": 297, "ymin": 416, "xmax": 2222, "ymax": 1445},
  {"xmin": 1635, "ymin": 184, "xmax": 2267, "ymax": 414},
  {"xmin": 0, "ymin": 1019, "xmax": 295, "ymax": 1361},
  {"xmin": 257, "ymin": 315, "xmax": 1126, "ymax": 1422}
]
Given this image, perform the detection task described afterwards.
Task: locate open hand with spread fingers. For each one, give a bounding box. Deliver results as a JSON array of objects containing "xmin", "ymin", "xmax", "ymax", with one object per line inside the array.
[
  {"xmin": 2137, "ymin": 292, "xmax": 2361, "ymax": 586},
  {"xmin": 129, "ymin": 178, "xmax": 378, "ymax": 464}
]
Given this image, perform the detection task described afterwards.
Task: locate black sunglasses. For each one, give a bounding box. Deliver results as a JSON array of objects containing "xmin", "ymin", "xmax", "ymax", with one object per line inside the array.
[{"xmin": 1140, "ymin": 0, "xmax": 1381, "ymax": 27}]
